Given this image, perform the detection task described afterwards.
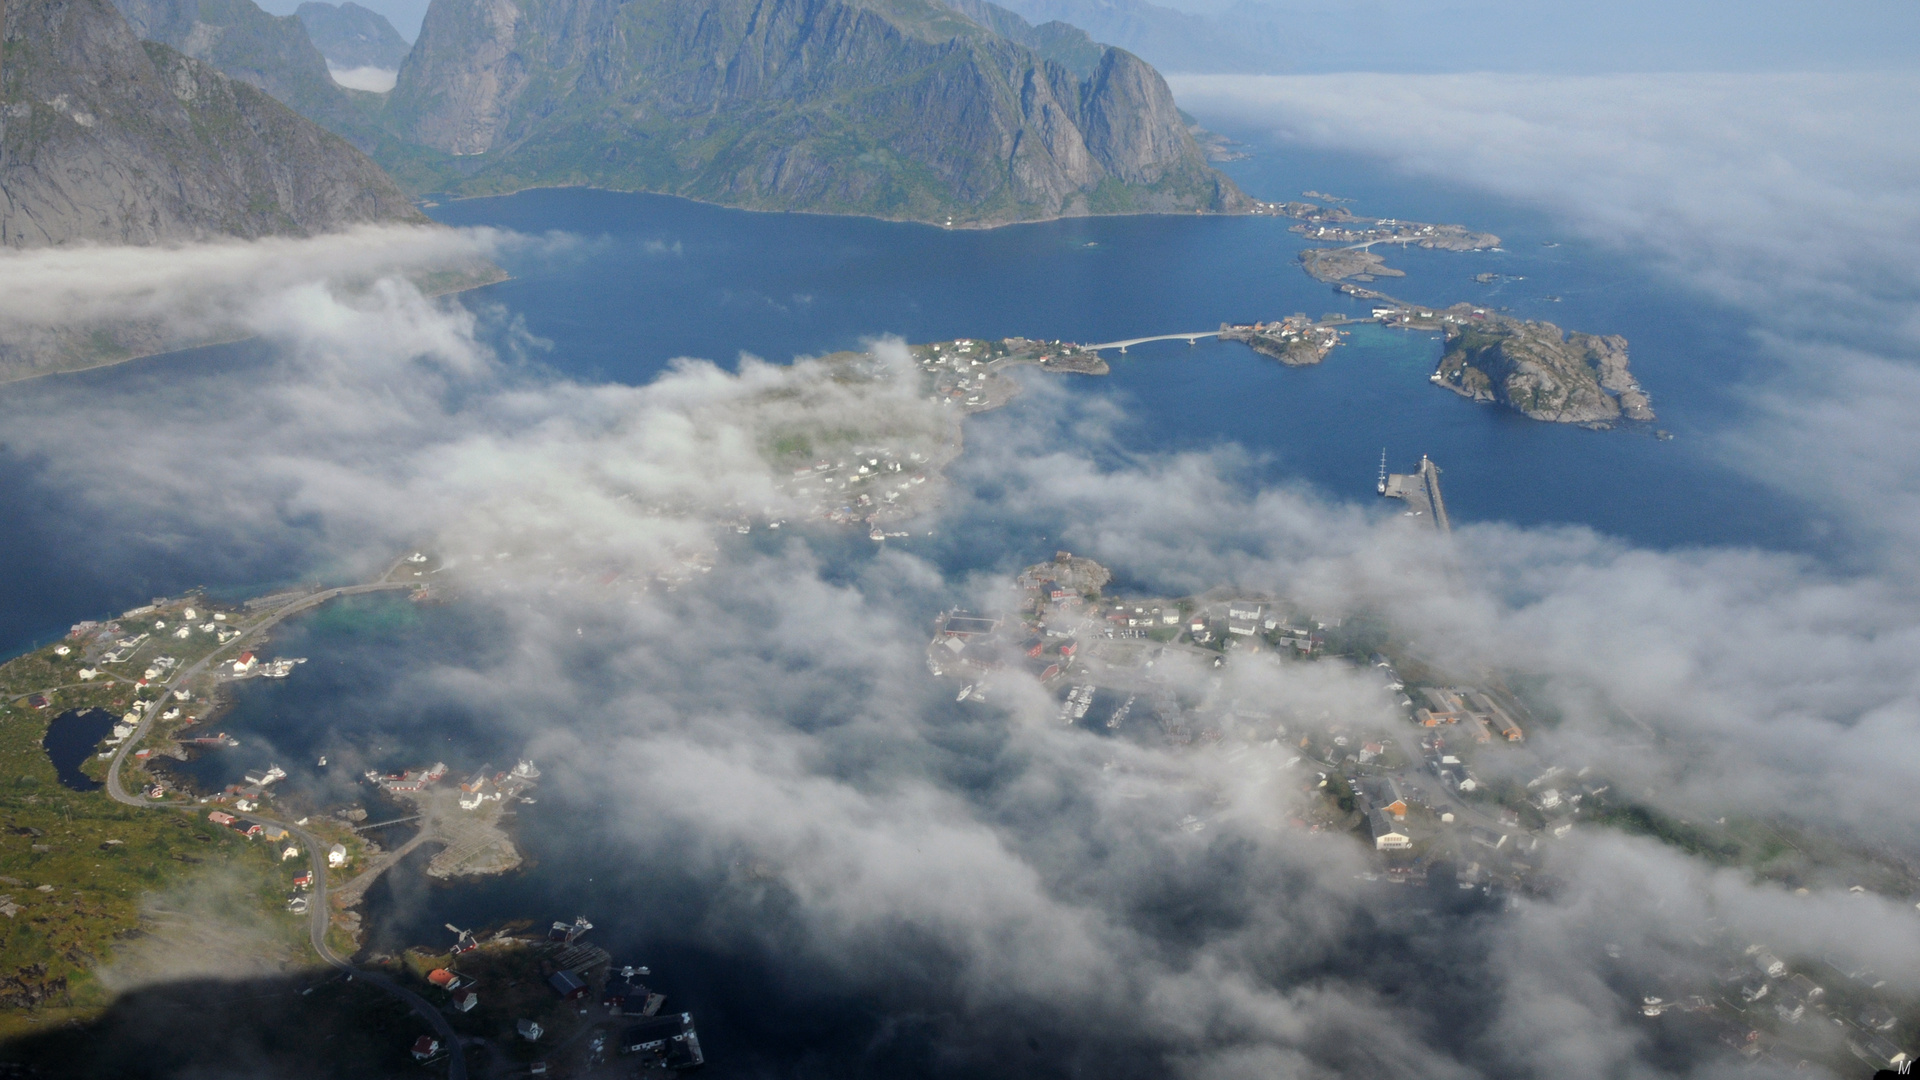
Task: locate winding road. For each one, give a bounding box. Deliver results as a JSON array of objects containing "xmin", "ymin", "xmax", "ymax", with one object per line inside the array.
[{"xmin": 100, "ymin": 570, "xmax": 469, "ymax": 1079}]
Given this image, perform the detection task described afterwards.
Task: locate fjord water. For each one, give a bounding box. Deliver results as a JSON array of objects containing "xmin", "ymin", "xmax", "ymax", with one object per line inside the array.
[{"xmin": 428, "ymin": 145, "xmax": 1807, "ymax": 555}]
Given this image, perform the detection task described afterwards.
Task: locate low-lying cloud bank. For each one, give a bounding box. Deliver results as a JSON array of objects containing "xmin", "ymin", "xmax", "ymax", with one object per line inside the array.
[
  {"xmin": 1171, "ymin": 73, "xmax": 1920, "ymax": 335},
  {"xmin": 3, "ymin": 213, "xmax": 1918, "ymax": 1077},
  {"xmin": 1173, "ymin": 71, "xmax": 1920, "ymax": 558},
  {"xmin": 0, "ymin": 224, "xmax": 506, "ymax": 383}
]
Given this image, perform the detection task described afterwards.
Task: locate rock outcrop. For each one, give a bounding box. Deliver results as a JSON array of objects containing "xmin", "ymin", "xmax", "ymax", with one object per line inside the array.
[
  {"xmin": 1435, "ymin": 316, "xmax": 1655, "ymax": 425},
  {"xmin": 1, "ymin": 0, "xmax": 424, "ymax": 249},
  {"xmin": 296, "ymin": 1, "xmax": 411, "ymax": 71},
  {"xmin": 384, "ymin": 0, "xmax": 1248, "ymax": 224}
]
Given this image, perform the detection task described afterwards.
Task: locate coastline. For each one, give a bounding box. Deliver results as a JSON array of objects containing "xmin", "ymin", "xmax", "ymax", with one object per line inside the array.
[{"xmin": 419, "ymin": 179, "xmax": 1260, "ymax": 232}]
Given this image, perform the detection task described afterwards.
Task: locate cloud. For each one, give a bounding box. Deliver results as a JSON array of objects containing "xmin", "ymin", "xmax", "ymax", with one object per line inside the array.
[
  {"xmin": 326, "ymin": 65, "xmax": 399, "ymax": 93},
  {"xmin": 4, "ymin": 189, "xmax": 1917, "ymax": 1077},
  {"xmin": 0, "ymin": 225, "xmax": 503, "ymax": 335},
  {"xmin": 1174, "ymin": 71, "xmax": 1920, "ymax": 562},
  {"xmin": 1172, "ymin": 73, "xmax": 1920, "ymax": 335}
]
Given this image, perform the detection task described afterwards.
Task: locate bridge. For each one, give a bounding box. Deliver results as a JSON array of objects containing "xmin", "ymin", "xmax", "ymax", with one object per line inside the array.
[{"xmin": 1082, "ymin": 331, "xmax": 1222, "ymax": 353}]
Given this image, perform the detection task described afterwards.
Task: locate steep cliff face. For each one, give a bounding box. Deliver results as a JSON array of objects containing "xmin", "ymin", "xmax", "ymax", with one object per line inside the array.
[
  {"xmin": 0, "ymin": 0, "xmax": 425, "ymax": 248},
  {"xmin": 112, "ymin": 0, "xmax": 350, "ymax": 116},
  {"xmin": 296, "ymin": 1, "xmax": 411, "ymax": 71},
  {"xmin": 385, "ymin": 0, "xmax": 1246, "ymax": 223}
]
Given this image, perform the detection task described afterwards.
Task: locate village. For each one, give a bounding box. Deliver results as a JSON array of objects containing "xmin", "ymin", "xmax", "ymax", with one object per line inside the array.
[
  {"xmin": 372, "ymin": 915, "xmax": 705, "ymax": 1076},
  {"xmin": 765, "ymin": 337, "xmax": 1108, "ymax": 539},
  {"xmin": 927, "ymin": 552, "xmax": 1919, "ymax": 1075}
]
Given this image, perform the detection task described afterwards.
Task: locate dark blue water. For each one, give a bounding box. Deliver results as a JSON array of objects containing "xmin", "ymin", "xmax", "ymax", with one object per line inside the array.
[
  {"xmin": 42, "ymin": 708, "xmax": 116, "ymax": 791},
  {"xmin": 426, "ymin": 161, "xmax": 1809, "ymax": 554}
]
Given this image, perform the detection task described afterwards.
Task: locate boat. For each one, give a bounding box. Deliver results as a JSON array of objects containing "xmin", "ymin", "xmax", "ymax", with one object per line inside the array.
[
  {"xmin": 956, "ymin": 685, "xmax": 973, "ymax": 702},
  {"xmin": 317, "ymin": 755, "xmax": 327, "ymax": 767}
]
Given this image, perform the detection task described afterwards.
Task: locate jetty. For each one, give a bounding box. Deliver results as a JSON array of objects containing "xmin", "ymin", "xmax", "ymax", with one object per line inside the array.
[{"xmin": 1380, "ymin": 452, "xmax": 1451, "ymax": 534}]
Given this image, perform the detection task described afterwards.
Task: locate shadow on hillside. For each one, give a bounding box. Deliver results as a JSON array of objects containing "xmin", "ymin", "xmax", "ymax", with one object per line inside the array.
[{"xmin": 0, "ymin": 968, "xmax": 428, "ymax": 1078}]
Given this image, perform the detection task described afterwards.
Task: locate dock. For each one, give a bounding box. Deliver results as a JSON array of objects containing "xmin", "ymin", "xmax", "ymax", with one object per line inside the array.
[{"xmin": 1380, "ymin": 453, "xmax": 1451, "ymax": 534}]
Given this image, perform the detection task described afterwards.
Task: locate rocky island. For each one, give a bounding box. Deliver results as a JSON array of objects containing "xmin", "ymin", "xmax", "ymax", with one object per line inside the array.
[
  {"xmin": 1351, "ymin": 302, "xmax": 1657, "ymax": 425},
  {"xmin": 1219, "ymin": 316, "xmax": 1348, "ymax": 366},
  {"xmin": 1435, "ymin": 315, "xmax": 1653, "ymax": 425},
  {"xmin": 1262, "ymin": 199, "xmax": 1499, "ymax": 282},
  {"xmin": 1298, "ymin": 247, "xmax": 1407, "ymax": 284},
  {"xmin": 1259, "ymin": 195, "xmax": 1654, "ymax": 428}
]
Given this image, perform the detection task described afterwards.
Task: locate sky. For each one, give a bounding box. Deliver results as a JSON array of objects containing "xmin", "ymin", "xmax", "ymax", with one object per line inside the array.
[
  {"xmin": 271, "ymin": 0, "xmax": 1920, "ymax": 72},
  {"xmin": 1158, "ymin": 0, "xmax": 1920, "ymax": 73},
  {"xmin": 11, "ymin": 4, "xmax": 1920, "ymax": 1076}
]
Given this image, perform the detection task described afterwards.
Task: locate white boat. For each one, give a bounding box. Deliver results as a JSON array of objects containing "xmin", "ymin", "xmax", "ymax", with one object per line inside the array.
[
  {"xmin": 956, "ymin": 685, "xmax": 973, "ymax": 702},
  {"xmin": 317, "ymin": 755, "xmax": 327, "ymax": 767}
]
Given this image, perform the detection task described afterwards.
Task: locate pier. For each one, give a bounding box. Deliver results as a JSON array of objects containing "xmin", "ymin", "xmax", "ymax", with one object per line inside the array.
[{"xmin": 1381, "ymin": 454, "xmax": 1451, "ymax": 534}]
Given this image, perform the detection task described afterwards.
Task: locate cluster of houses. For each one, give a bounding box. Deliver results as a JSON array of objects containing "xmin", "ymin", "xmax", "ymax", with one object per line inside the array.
[
  {"xmin": 458, "ymin": 759, "xmax": 540, "ymax": 810},
  {"xmin": 787, "ymin": 447, "xmax": 933, "ymax": 530},
  {"xmin": 410, "ymin": 917, "xmax": 704, "ymax": 1071},
  {"xmin": 1627, "ymin": 941, "xmax": 1915, "ymax": 1071},
  {"xmin": 203, "ymin": 808, "xmax": 291, "ymax": 847}
]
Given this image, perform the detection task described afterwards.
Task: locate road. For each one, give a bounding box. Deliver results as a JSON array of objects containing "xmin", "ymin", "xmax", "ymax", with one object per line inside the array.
[
  {"xmin": 101, "ymin": 570, "xmax": 470, "ymax": 1080},
  {"xmin": 1083, "ymin": 331, "xmax": 1222, "ymax": 352}
]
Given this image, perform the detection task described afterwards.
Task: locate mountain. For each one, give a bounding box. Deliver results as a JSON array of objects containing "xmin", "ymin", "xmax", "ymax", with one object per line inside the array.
[
  {"xmin": 0, "ymin": 0, "xmax": 425, "ymax": 248},
  {"xmin": 940, "ymin": 0, "xmax": 1109, "ymax": 76},
  {"xmin": 988, "ymin": 0, "xmax": 1280, "ymax": 74},
  {"xmin": 112, "ymin": 0, "xmax": 352, "ymax": 118},
  {"xmin": 296, "ymin": 1, "xmax": 412, "ymax": 71},
  {"xmin": 384, "ymin": 0, "xmax": 1249, "ymax": 224}
]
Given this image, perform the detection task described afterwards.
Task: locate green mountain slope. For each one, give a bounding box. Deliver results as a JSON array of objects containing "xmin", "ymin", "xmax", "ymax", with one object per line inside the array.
[{"xmin": 383, "ymin": 0, "xmax": 1249, "ymax": 223}]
